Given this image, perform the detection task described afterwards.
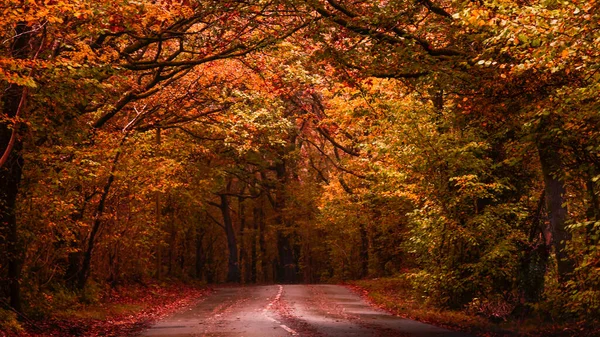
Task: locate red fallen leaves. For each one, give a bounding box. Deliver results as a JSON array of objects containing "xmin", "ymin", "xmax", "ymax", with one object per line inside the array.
[{"xmin": 15, "ymin": 283, "xmax": 212, "ymax": 337}]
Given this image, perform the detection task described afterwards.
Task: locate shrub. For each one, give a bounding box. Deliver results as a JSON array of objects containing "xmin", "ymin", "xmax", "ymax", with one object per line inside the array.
[{"xmin": 0, "ymin": 308, "xmax": 23, "ymax": 334}]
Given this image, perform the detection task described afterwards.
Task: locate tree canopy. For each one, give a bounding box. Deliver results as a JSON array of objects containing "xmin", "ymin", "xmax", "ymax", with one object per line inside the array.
[{"xmin": 1, "ymin": 0, "xmax": 599, "ymax": 331}]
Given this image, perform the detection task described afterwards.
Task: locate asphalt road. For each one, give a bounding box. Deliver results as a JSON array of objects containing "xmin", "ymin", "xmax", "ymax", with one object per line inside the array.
[{"xmin": 139, "ymin": 285, "xmax": 471, "ymax": 337}]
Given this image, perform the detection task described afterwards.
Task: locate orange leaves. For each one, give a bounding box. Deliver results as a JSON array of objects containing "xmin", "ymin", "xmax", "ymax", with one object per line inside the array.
[{"xmin": 0, "ymin": 62, "xmax": 37, "ymax": 87}]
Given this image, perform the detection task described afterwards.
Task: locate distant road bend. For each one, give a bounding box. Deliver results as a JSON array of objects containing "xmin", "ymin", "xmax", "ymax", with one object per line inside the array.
[{"xmin": 140, "ymin": 284, "xmax": 470, "ymax": 337}]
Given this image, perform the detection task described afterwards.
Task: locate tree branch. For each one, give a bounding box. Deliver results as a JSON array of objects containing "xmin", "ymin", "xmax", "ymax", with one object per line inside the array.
[
  {"xmin": 317, "ymin": 127, "xmax": 359, "ymax": 156},
  {"xmin": 205, "ymin": 210, "xmax": 225, "ymax": 230},
  {"xmin": 312, "ymin": 1, "xmax": 462, "ymax": 57}
]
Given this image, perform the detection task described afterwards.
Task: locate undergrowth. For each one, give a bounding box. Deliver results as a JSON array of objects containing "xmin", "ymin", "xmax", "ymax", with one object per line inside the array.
[
  {"xmin": 0, "ymin": 280, "xmax": 210, "ymax": 337},
  {"xmin": 350, "ymin": 275, "xmax": 600, "ymax": 337}
]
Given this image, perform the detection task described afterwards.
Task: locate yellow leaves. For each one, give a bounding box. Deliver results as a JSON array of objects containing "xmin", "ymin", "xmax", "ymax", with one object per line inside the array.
[
  {"xmin": 0, "ymin": 71, "xmax": 37, "ymax": 88},
  {"xmin": 0, "ymin": 59, "xmax": 39, "ymax": 87},
  {"xmin": 461, "ymin": 8, "xmax": 492, "ymax": 28}
]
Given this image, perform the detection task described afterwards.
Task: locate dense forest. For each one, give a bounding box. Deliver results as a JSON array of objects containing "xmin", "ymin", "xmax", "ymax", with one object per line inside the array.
[{"xmin": 1, "ymin": 0, "xmax": 599, "ymax": 334}]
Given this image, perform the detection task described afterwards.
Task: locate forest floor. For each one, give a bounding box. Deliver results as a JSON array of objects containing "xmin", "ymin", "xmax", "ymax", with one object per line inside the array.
[
  {"xmin": 349, "ymin": 277, "xmax": 600, "ymax": 337},
  {"xmin": 3, "ymin": 280, "xmax": 599, "ymax": 337},
  {"xmin": 2, "ymin": 282, "xmax": 211, "ymax": 337}
]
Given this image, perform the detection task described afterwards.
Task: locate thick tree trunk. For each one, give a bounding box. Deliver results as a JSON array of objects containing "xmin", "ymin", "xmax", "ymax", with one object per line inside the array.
[
  {"xmin": 221, "ymin": 194, "xmax": 240, "ymax": 282},
  {"xmin": 276, "ymin": 231, "xmax": 296, "ymax": 283},
  {"xmin": 0, "ymin": 21, "xmax": 32, "ymax": 312},
  {"xmin": 155, "ymin": 128, "xmax": 162, "ymax": 279},
  {"xmin": 0, "ymin": 147, "xmax": 23, "ymax": 311},
  {"xmin": 537, "ymin": 140, "xmax": 574, "ymax": 281}
]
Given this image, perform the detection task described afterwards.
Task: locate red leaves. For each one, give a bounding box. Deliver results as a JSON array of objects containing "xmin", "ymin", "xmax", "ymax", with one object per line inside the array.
[{"xmin": 18, "ymin": 283, "xmax": 211, "ymax": 337}]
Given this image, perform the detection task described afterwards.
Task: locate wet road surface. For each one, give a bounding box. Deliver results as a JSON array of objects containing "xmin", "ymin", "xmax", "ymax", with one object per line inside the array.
[{"xmin": 139, "ymin": 285, "xmax": 471, "ymax": 337}]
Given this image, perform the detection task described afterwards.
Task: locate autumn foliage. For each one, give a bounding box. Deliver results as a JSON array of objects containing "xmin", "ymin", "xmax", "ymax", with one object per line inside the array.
[{"xmin": 1, "ymin": 0, "xmax": 600, "ymax": 334}]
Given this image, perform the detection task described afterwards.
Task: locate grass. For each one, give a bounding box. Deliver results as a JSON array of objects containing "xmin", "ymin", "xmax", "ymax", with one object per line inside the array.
[
  {"xmin": 59, "ymin": 303, "xmax": 145, "ymax": 321},
  {"xmin": 349, "ymin": 277, "xmax": 498, "ymax": 336},
  {"xmin": 348, "ymin": 277, "xmax": 599, "ymax": 337}
]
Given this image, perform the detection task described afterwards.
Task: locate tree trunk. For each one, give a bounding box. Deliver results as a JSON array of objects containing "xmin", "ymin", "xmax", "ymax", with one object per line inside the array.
[
  {"xmin": 518, "ymin": 190, "xmax": 550, "ymax": 303},
  {"xmin": 155, "ymin": 128, "xmax": 162, "ymax": 279},
  {"xmin": 195, "ymin": 228, "xmax": 205, "ymax": 280},
  {"xmin": 221, "ymin": 194, "xmax": 240, "ymax": 282},
  {"xmin": 0, "ymin": 21, "xmax": 32, "ymax": 312},
  {"xmin": 168, "ymin": 217, "xmax": 176, "ymax": 276},
  {"xmin": 258, "ymin": 197, "xmax": 268, "ymax": 282},
  {"xmin": 205, "ymin": 236, "xmax": 216, "ymax": 283},
  {"xmin": 359, "ymin": 223, "xmax": 369, "ymax": 278},
  {"xmin": 238, "ymin": 196, "xmax": 251, "ymax": 283},
  {"xmin": 77, "ymin": 136, "xmax": 126, "ymax": 290},
  {"xmin": 251, "ymin": 203, "xmax": 259, "ymax": 283},
  {"xmin": 64, "ymin": 192, "xmax": 94, "ymax": 286},
  {"xmin": 0, "ymin": 147, "xmax": 23, "ymax": 311},
  {"xmin": 274, "ymin": 162, "xmax": 297, "ymax": 283},
  {"xmin": 276, "ymin": 231, "xmax": 296, "ymax": 283},
  {"xmin": 537, "ymin": 140, "xmax": 574, "ymax": 281}
]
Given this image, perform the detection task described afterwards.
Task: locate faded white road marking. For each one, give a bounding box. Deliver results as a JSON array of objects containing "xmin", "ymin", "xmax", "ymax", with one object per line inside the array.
[
  {"xmin": 280, "ymin": 324, "xmax": 297, "ymax": 335},
  {"xmin": 263, "ymin": 285, "xmax": 298, "ymax": 336}
]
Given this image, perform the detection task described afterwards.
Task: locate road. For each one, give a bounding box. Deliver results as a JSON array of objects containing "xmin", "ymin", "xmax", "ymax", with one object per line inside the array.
[{"xmin": 139, "ymin": 285, "xmax": 471, "ymax": 337}]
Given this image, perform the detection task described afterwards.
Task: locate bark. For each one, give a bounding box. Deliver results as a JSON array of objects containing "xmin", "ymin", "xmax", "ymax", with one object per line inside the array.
[
  {"xmin": 276, "ymin": 231, "xmax": 296, "ymax": 283},
  {"xmin": 220, "ymin": 194, "xmax": 240, "ymax": 282},
  {"xmin": 64, "ymin": 250, "xmax": 81, "ymax": 287},
  {"xmin": 107, "ymin": 245, "xmax": 120, "ymax": 287},
  {"xmin": 537, "ymin": 140, "xmax": 574, "ymax": 281},
  {"xmin": 251, "ymin": 203, "xmax": 259, "ymax": 283},
  {"xmin": 519, "ymin": 190, "xmax": 550, "ymax": 303},
  {"xmin": 0, "ymin": 147, "xmax": 23, "ymax": 311},
  {"xmin": 0, "ymin": 21, "xmax": 31, "ymax": 312},
  {"xmin": 205, "ymin": 236, "xmax": 216, "ymax": 283},
  {"xmin": 64, "ymin": 192, "xmax": 94, "ymax": 286},
  {"xmin": 155, "ymin": 128, "xmax": 162, "ymax": 279},
  {"xmin": 238, "ymin": 197, "xmax": 252, "ymax": 283},
  {"xmin": 195, "ymin": 229, "xmax": 206, "ymax": 280},
  {"xmin": 258, "ymin": 197, "xmax": 268, "ymax": 282},
  {"xmin": 274, "ymin": 162, "xmax": 297, "ymax": 283}
]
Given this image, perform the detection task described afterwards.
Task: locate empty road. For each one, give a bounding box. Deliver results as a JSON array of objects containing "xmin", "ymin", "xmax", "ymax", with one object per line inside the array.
[{"xmin": 140, "ymin": 285, "xmax": 470, "ymax": 337}]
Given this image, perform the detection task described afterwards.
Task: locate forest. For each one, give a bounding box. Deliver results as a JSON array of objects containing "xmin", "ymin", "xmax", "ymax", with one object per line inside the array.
[{"xmin": 1, "ymin": 0, "xmax": 599, "ymax": 335}]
